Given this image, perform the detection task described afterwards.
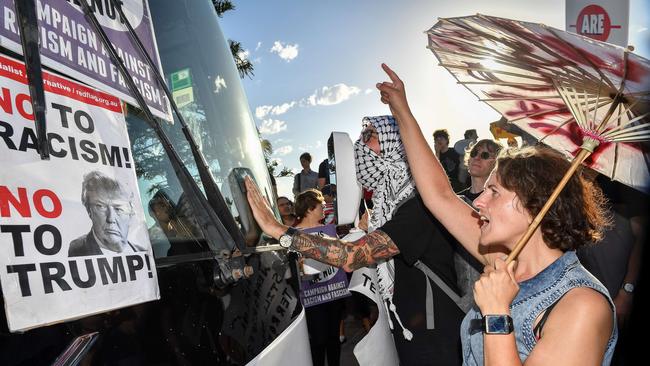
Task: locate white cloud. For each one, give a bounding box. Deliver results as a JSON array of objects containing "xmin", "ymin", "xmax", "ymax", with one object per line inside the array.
[
  {"xmin": 365, "ymin": 88, "xmax": 374, "ymax": 95},
  {"xmin": 255, "ymin": 84, "xmax": 360, "ymax": 120},
  {"xmin": 638, "ymin": 27, "xmax": 648, "ymax": 33},
  {"xmin": 255, "ymin": 101, "xmax": 296, "ymax": 119},
  {"xmin": 298, "ymin": 140, "xmax": 323, "ymax": 151},
  {"xmin": 275, "ymin": 145, "xmax": 293, "ymax": 156},
  {"xmin": 255, "ymin": 106, "xmax": 272, "ymax": 119},
  {"xmin": 270, "ymin": 41, "xmax": 299, "ymax": 61},
  {"xmin": 304, "ymin": 83, "xmax": 361, "ymax": 106},
  {"xmin": 255, "ymin": 41, "xmax": 262, "ymax": 51},
  {"xmin": 259, "ymin": 119, "xmax": 287, "ymax": 135},
  {"xmin": 213, "ymin": 75, "xmax": 227, "ymax": 93},
  {"xmin": 273, "ymin": 138, "xmax": 291, "ymax": 145}
]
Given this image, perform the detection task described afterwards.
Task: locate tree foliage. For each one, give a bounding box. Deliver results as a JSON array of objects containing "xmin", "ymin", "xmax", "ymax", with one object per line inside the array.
[
  {"xmin": 212, "ymin": 0, "xmax": 235, "ymax": 17},
  {"xmin": 256, "ymin": 128, "xmax": 293, "ymax": 178},
  {"xmin": 229, "ymin": 40, "xmax": 255, "ymax": 79}
]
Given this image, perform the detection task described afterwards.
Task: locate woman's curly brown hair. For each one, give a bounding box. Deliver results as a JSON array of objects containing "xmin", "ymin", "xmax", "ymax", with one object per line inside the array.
[{"xmin": 495, "ymin": 146, "xmax": 611, "ymax": 251}]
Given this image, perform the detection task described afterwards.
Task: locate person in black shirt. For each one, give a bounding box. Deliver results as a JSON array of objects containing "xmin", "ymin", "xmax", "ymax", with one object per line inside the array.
[
  {"xmin": 245, "ymin": 116, "xmax": 465, "ymax": 365},
  {"xmin": 317, "ymin": 158, "xmax": 330, "ymax": 189},
  {"xmin": 433, "ymin": 129, "xmax": 464, "ymax": 192},
  {"xmin": 247, "ymin": 183, "xmax": 464, "ymax": 365}
]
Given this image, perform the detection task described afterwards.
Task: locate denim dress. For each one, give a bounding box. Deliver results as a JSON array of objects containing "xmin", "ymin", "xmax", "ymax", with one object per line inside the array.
[{"xmin": 460, "ymin": 251, "xmax": 617, "ymax": 365}]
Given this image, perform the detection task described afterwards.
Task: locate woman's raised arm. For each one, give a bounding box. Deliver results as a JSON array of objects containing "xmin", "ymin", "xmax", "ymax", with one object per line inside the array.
[{"xmin": 376, "ymin": 63, "xmax": 486, "ymax": 264}]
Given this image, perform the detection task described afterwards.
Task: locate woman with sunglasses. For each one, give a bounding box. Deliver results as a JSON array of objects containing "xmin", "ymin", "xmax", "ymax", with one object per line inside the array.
[
  {"xmin": 376, "ymin": 63, "xmax": 616, "ymax": 366},
  {"xmin": 457, "ymin": 140, "xmax": 503, "ymax": 203}
]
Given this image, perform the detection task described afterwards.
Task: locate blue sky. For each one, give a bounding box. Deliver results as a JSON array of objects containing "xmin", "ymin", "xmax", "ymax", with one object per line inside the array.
[{"xmin": 219, "ymin": 0, "xmax": 650, "ymax": 198}]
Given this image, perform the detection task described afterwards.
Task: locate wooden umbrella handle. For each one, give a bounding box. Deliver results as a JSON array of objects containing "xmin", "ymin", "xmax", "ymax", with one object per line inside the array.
[{"xmin": 505, "ymin": 148, "xmax": 593, "ymax": 264}]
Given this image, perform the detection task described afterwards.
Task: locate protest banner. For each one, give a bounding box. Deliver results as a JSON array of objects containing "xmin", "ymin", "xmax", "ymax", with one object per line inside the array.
[
  {"xmin": 0, "ymin": 0, "xmax": 171, "ymax": 120},
  {"xmin": 0, "ymin": 53, "xmax": 159, "ymax": 332},
  {"xmin": 348, "ymin": 267, "xmax": 399, "ymax": 366},
  {"xmin": 298, "ymin": 224, "xmax": 351, "ymax": 308},
  {"xmin": 340, "ymin": 230, "xmax": 399, "ymax": 366}
]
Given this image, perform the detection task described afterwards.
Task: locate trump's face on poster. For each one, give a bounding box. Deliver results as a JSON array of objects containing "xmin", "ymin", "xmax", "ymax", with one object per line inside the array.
[{"xmin": 86, "ymin": 187, "xmax": 133, "ymax": 250}]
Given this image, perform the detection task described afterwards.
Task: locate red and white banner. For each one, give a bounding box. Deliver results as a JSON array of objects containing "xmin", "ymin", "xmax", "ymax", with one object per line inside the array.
[
  {"xmin": 566, "ymin": 0, "xmax": 629, "ymax": 46},
  {"xmin": 0, "ymin": 54, "xmax": 159, "ymax": 332}
]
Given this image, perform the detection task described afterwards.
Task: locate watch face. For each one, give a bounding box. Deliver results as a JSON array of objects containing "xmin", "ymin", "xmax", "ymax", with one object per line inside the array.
[
  {"xmin": 279, "ymin": 234, "xmax": 292, "ymax": 248},
  {"xmin": 623, "ymin": 283, "xmax": 634, "ymax": 293},
  {"xmin": 485, "ymin": 315, "xmax": 513, "ymax": 334}
]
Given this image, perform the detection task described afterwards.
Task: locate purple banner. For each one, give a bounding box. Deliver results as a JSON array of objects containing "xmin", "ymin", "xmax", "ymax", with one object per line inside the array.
[
  {"xmin": 299, "ymin": 225, "xmax": 351, "ymax": 308},
  {"xmin": 0, "ymin": 0, "xmax": 170, "ymax": 120}
]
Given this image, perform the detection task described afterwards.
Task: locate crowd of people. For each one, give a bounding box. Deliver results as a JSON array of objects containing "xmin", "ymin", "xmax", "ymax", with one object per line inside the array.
[{"xmin": 242, "ymin": 63, "xmax": 646, "ymax": 366}]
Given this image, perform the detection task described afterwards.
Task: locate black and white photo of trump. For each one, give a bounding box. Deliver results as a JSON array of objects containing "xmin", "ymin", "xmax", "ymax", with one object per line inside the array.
[{"xmin": 69, "ymin": 171, "xmax": 146, "ymax": 257}]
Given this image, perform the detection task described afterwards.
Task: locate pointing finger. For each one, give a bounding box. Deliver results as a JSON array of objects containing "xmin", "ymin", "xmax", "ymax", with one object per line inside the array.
[{"xmin": 381, "ymin": 63, "xmax": 401, "ymax": 84}]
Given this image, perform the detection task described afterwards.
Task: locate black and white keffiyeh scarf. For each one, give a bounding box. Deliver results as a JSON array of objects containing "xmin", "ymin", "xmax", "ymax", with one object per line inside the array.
[{"xmin": 354, "ymin": 115, "xmax": 416, "ymax": 340}]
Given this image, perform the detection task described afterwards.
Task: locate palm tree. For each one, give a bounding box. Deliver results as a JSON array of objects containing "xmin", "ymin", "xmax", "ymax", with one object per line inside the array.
[
  {"xmin": 212, "ymin": 0, "xmax": 235, "ymax": 17},
  {"xmin": 229, "ymin": 40, "xmax": 255, "ymax": 79},
  {"xmin": 256, "ymin": 128, "xmax": 292, "ymax": 178},
  {"xmin": 213, "ymin": 1, "xmax": 255, "ymax": 79}
]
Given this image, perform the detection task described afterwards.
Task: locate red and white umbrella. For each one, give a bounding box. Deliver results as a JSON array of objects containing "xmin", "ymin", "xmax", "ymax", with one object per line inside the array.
[{"xmin": 426, "ymin": 14, "xmax": 650, "ymax": 260}]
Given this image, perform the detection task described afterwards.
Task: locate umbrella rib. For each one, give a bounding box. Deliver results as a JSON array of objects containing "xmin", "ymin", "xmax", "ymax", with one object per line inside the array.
[
  {"xmin": 598, "ymin": 48, "xmax": 629, "ymax": 132},
  {"xmin": 551, "ymin": 72, "xmax": 605, "ymax": 94},
  {"xmin": 596, "ymin": 50, "xmax": 631, "ymax": 133},
  {"xmin": 428, "ymin": 45, "xmax": 552, "ymax": 78},
  {"xmin": 601, "ymin": 106, "xmax": 648, "ymax": 136},
  {"xmin": 434, "ymin": 19, "xmax": 603, "ymax": 86},
  {"xmin": 591, "ymin": 80, "xmax": 603, "ymax": 131},
  {"xmin": 428, "ymin": 44, "xmax": 592, "ymax": 84},
  {"xmin": 555, "ymin": 80, "xmax": 589, "ymax": 128},
  {"xmin": 476, "ymin": 15, "xmax": 607, "ymax": 87},
  {"xmin": 439, "ymin": 63, "xmax": 548, "ymax": 81},
  {"xmin": 447, "ymin": 16, "xmax": 587, "ymax": 79},
  {"xmin": 556, "ymin": 78, "xmax": 612, "ymax": 130},
  {"xmin": 539, "ymin": 115, "xmax": 576, "ymax": 143},
  {"xmin": 609, "ymin": 135, "xmax": 650, "ymax": 143},
  {"xmin": 506, "ymin": 106, "xmax": 568, "ymax": 122},
  {"xmin": 456, "ymin": 81, "xmax": 604, "ymax": 92},
  {"xmin": 607, "ymin": 121, "xmax": 650, "ymax": 137},
  {"xmin": 507, "ymin": 98, "xmax": 610, "ymax": 123},
  {"xmin": 564, "ymin": 82, "xmax": 590, "ymax": 128},
  {"xmin": 582, "ymin": 86, "xmax": 600, "ymax": 130},
  {"xmin": 609, "ymin": 131, "xmax": 650, "ymax": 141},
  {"xmin": 544, "ymin": 27, "xmax": 618, "ymax": 91},
  {"xmin": 624, "ymin": 91, "xmax": 650, "ymax": 97},
  {"xmin": 479, "ymin": 95, "xmax": 562, "ymax": 101},
  {"xmin": 612, "ymin": 135, "xmax": 619, "ymax": 179}
]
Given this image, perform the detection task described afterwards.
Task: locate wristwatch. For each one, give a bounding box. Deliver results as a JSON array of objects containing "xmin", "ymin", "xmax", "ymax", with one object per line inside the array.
[
  {"xmin": 622, "ymin": 282, "xmax": 635, "ymax": 294},
  {"xmin": 279, "ymin": 227, "xmax": 298, "ymax": 249},
  {"xmin": 482, "ymin": 314, "xmax": 514, "ymax": 335}
]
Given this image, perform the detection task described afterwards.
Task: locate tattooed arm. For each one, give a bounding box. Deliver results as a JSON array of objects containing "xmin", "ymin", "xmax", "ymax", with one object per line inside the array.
[
  {"xmin": 244, "ymin": 175, "xmax": 399, "ymax": 270},
  {"xmin": 292, "ymin": 230, "xmax": 399, "ymax": 272}
]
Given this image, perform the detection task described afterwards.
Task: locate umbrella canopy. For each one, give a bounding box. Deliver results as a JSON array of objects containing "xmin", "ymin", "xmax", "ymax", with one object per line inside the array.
[{"xmin": 427, "ymin": 14, "xmax": 650, "ymax": 194}]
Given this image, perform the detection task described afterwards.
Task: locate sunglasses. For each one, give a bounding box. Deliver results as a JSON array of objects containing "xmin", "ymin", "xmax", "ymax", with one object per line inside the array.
[
  {"xmin": 470, "ymin": 150, "xmax": 494, "ymax": 160},
  {"xmin": 361, "ymin": 128, "xmax": 378, "ymax": 143}
]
